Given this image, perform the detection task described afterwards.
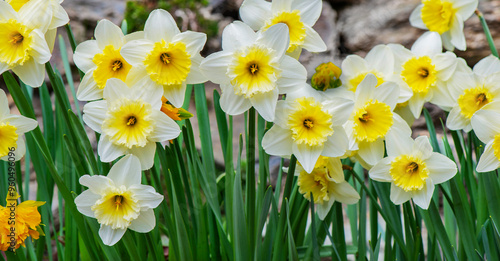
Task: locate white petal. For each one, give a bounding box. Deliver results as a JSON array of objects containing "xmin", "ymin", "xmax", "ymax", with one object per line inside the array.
[
  {"xmin": 413, "ymin": 136, "xmax": 434, "ymax": 160},
  {"xmin": 107, "ymin": 154, "xmax": 142, "ymax": 187},
  {"xmin": 83, "ymin": 100, "xmax": 107, "ymax": 133},
  {"xmin": 120, "ymin": 40, "xmax": 154, "ymax": 66},
  {"xmin": 74, "ymin": 190, "xmax": 100, "ymax": 218},
  {"xmin": 262, "ymin": 125, "xmax": 293, "ymax": 157},
  {"xmin": 365, "ymin": 45, "xmax": 394, "ymax": 76},
  {"xmin": 357, "ymin": 139, "xmax": 385, "ymax": 168},
  {"xmin": 221, "ymin": 21, "xmax": 258, "ymax": 52},
  {"xmin": 74, "ymin": 40, "xmax": 100, "ymax": 73},
  {"xmin": 411, "ymin": 32, "xmax": 442, "ymax": 57},
  {"xmin": 425, "ymin": 153, "xmax": 457, "ymax": 184},
  {"xmin": 0, "ymin": 89, "xmax": 9, "ymax": 116},
  {"xmin": 369, "ymin": 157, "xmax": 393, "ymax": 182},
  {"xmin": 476, "ymin": 141, "xmax": 500, "ymax": 173},
  {"xmin": 273, "ymin": 100, "xmax": 290, "ymax": 128},
  {"xmin": 98, "ymin": 135, "xmax": 127, "ymax": 163},
  {"xmin": 276, "ymin": 55, "xmax": 307, "ymax": 93},
  {"xmin": 18, "ymin": 0, "xmax": 51, "ymax": 32},
  {"xmin": 79, "ymin": 174, "xmax": 113, "ymax": 195},
  {"xmin": 249, "ymin": 89, "xmax": 279, "ymax": 122},
  {"xmin": 390, "ymin": 183, "xmax": 412, "ymax": 205},
  {"xmin": 271, "ymin": 0, "xmax": 292, "ymax": 13},
  {"xmin": 449, "ymin": 14, "xmax": 466, "ymax": 51},
  {"xmin": 129, "ymin": 142, "xmax": 156, "ymax": 170},
  {"xmin": 29, "ymin": 29, "xmax": 51, "ymax": 64},
  {"xmin": 76, "ymin": 71, "xmax": 102, "ymax": 101},
  {"xmin": 2, "ymin": 115, "xmax": 37, "ymax": 134},
  {"xmin": 322, "ymin": 127, "xmax": 349, "ymax": 157},
  {"xmin": 163, "ymin": 83, "xmax": 186, "ymax": 108},
  {"xmin": 330, "ymin": 182, "xmax": 360, "ymax": 204},
  {"xmin": 389, "ymin": 44, "xmax": 413, "ymax": 72},
  {"xmin": 301, "ymin": 25, "xmax": 327, "ymax": 53},
  {"xmin": 408, "ymin": 93, "xmax": 426, "ymax": 118},
  {"xmin": 0, "ymin": 62, "xmax": 9, "ymax": 75},
  {"xmin": 454, "ymin": 0, "xmax": 478, "ymax": 21},
  {"xmin": 373, "ymin": 82, "xmax": 399, "ymax": 110},
  {"xmin": 388, "ymin": 114, "xmax": 412, "ymax": 138},
  {"xmin": 49, "ymin": 4, "xmax": 69, "ymax": 29},
  {"xmin": 385, "ymin": 132, "xmax": 413, "ymax": 157},
  {"xmin": 131, "ymin": 78, "xmax": 164, "ymax": 109},
  {"xmin": 325, "ymin": 157, "xmax": 344, "ymax": 183},
  {"xmin": 99, "ymin": 225, "xmax": 126, "ymax": 246},
  {"xmin": 199, "ymin": 51, "xmax": 232, "ymax": 84},
  {"xmin": 103, "ymin": 78, "xmax": 129, "ymax": 101},
  {"xmin": 473, "ymin": 55, "xmax": 500, "ymax": 76},
  {"xmin": 341, "ymin": 55, "xmax": 368, "ymax": 78},
  {"xmin": 257, "ymin": 23, "xmax": 289, "ymax": 58},
  {"xmin": 434, "ymin": 52, "xmax": 458, "ymax": 81},
  {"xmin": 411, "ymin": 179, "xmax": 435, "ymax": 209},
  {"xmin": 315, "ymin": 200, "xmax": 334, "ymax": 220},
  {"xmin": 291, "ymin": 0, "xmax": 321, "ymax": 26},
  {"xmin": 4, "ymin": 136, "xmax": 26, "ymax": 161},
  {"xmin": 144, "ymin": 9, "xmax": 180, "ymax": 43},
  {"xmin": 185, "ymin": 54, "xmax": 208, "ymax": 84},
  {"xmin": 446, "ymin": 106, "xmax": 468, "ymax": 131},
  {"xmin": 95, "ymin": 19, "xmax": 125, "ymax": 50},
  {"xmin": 129, "ymin": 185, "xmax": 164, "ymax": 209},
  {"xmin": 0, "ymin": 2, "xmax": 17, "ymax": 21},
  {"xmin": 124, "ymin": 31, "xmax": 145, "ymax": 42},
  {"xmin": 12, "ymin": 59, "xmax": 45, "ymax": 87},
  {"xmin": 292, "ymin": 143, "xmax": 323, "ymax": 173},
  {"xmin": 441, "ymin": 31, "xmax": 455, "ymax": 51},
  {"xmin": 129, "ymin": 209, "xmax": 156, "ymax": 233},
  {"xmin": 324, "ymin": 98, "xmax": 354, "ymax": 126},
  {"xmin": 430, "ymin": 81, "xmax": 454, "ymax": 111},
  {"xmin": 239, "ymin": 0, "xmax": 271, "ymax": 31},
  {"xmin": 149, "ymin": 111, "xmax": 181, "ymax": 142},
  {"xmin": 409, "ymin": 4, "xmax": 426, "ymax": 29},
  {"xmin": 219, "ymin": 88, "xmax": 253, "ymax": 116},
  {"xmin": 172, "ymin": 31, "xmax": 206, "ymax": 57},
  {"xmin": 471, "ymin": 108, "xmax": 500, "ymax": 143},
  {"xmin": 354, "ymin": 74, "xmax": 377, "ymax": 107}
]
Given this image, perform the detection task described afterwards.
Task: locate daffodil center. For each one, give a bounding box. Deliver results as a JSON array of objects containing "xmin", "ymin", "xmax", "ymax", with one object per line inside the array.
[
  {"xmin": 401, "ymin": 56, "xmax": 437, "ymax": 94},
  {"xmin": 421, "ymin": 0, "xmax": 456, "ymax": 34},
  {"xmin": 144, "ymin": 40, "xmax": 191, "ymax": 86},
  {"xmin": 0, "ymin": 123, "xmax": 18, "ymax": 158},
  {"xmin": 102, "ymin": 98, "xmax": 154, "ymax": 149},
  {"xmin": 228, "ymin": 44, "xmax": 281, "ymax": 98},
  {"xmin": 349, "ymin": 72, "xmax": 384, "ymax": 92},
  {"xmin": 353, "ymin": 99, "xmax": 393, "ymax": 142},
  {"xmin": 264, "ymin": 10, "xmax": 306, "ymax": 52},
  {"xmin": 287, "ymin": 97, "xmax": 333, "ymax": 146},
  {"xmin": 92, "ymin": 45, "xmax": 131, "ymax": 89},
  {"xmin": 0, "ymin": 19, "xmax": 33, "ymax": 66},
  {"xmin": 92, "ymin": 187, "xmax": 140, "ymax": 230},
  {"xmin": 457, "ymin": 87, "xmax": 492, "ymax": 119},
  {"xmin": 390, "ymin": 155, "xmax": 429, "ymax": 192}
]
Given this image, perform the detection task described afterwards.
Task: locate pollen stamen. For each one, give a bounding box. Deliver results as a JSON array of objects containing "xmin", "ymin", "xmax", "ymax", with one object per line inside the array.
[
  {"xmin": 126, "ymin": 116, "xmax": 137, "ymax": 126},
  {"xmin": 10, "ymin": 33, "xmax": 23, "ymax": 45},
  {"xmin": 476, "ymin": 93, "xmax": 487, "ymax": 105},
  {"xmin": 160, "ymin": 53, "xmax": 171, "ymax": 64},
  {"xmin": 114, "ymin": 195, "xmax": 123, "ymax": 207},
  {"xmin": 406, "ymin": 162, "xmax": 419, "ymax": 174},
  {"xmin": 359, "ymin": 113, "xmax": 370, "ymax": 123},
  {"xmin": 417, "ymin": 68, "xmax": 429, "ymax": 78},
  {"xmin": 249, "ymin": 64, "xmax": 259, "ymax": 75},
  {"xmin": 112, "ymin": 60, "xmax": 123, "ymax": 71},
  {"xmin": 303, "ymin": 119, "xmax": 314, "ymax": 129}
]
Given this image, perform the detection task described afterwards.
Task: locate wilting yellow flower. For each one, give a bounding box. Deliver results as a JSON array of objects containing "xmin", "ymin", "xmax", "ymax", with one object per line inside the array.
[
  {"xmin": 160, "ymin": 96, "xmax": 193, "ymax": 121},
  {"xmin": 370, "ymin": 135, "xmax": 457, "ymax": 209},
  {"xmin": 239, "ymin": 0, "xmax": 326, "ymax": 57},
  {"xmin": 120, "ymin": 9, "xmax": 208, "ymax": 107},
  {"xmin": 82, "ymin": 78, "xmax": 181, "ymax": 170},
  {"xmin": 0, "ymin": 189, "xmax": 45, "ymax": 251},
  {"xmin": 262, "ymin": 86, "xmax": 353, "ymax": 173},
  {"xmin": 311, "ymin": 62, "xmax": 342, "ymax": 91},
  {"xmin": 75, "ymin": 155, "xmax": 163, "ymax": 246},
  {"xmin": 296, "ymin": 156, "xmax": 359, "ymax": 220},
  {"xmin": 410, "ymin": 0, "xmax": 478, "ymax": 51},
  {"xmin": 200, "ymin": 22, "xmax": 307, "ymax": 122},
  {"xmin": 0, "ymin": 89, "xmax": 37, "ymax": 161}
]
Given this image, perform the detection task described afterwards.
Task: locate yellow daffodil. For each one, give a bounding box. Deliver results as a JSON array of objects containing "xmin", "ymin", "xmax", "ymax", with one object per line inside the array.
[
  {"xmin": 311, "ymin": 62, "xmax": 342, "ymax": 91},
  {"xmin": 0, "ymin": 89, "xmax": 37, "ymax": 161},
  {"xmin": 410, "ymin": 0, "xmax": 478, "ymax": 51},
  {"xmin": 82, "ymin": 78, "xmax": 181, "ymax": 170},
  {"xmin": 74, "ymin": 19, "xmax": 144, "ymax": 101},
  {"xmin": 389, "ymin": 32, "xmax": 459, "ymax": 119},
  {"xmin": 262, "ymin": 85, "xmax": 353, "ymax": 173},
  {"xmin": 296, "ymin": 156, "xmax": 359, "ymax": 220},
  {"xmin": 446, "ymin": 55, "xmax": 500, "ymax": 132},
  {"xmin": 370, "ymin": 135, "xmax": 457, "ymax": 209},
  {"xmin": 343, "ymin": 74, "xmax": 412, "ymax": 169},
  {"xmin": 120, "ymin": 9, "xmax": 208, "ymax": 107},
  {"xmin": 0, "ymin": 189, "xmax": 45, "ymax": 251},
  {"xmin": 239, "ymin": 0, "xmax": 327, "ymax": 58},
  {"xmin": 200, "ymin": 22, "xmax": 307, "ymax": 122},
  {"xmin": 0, "ymin": 1, "xmax": 52, "ymax": 87},
  {"xmin": 75, "ymin": 155, "xmax": 163, "ymax": 246},
  {"xmin": 470, "ymin": 101, "xmax": 500, "ymax": 172}
]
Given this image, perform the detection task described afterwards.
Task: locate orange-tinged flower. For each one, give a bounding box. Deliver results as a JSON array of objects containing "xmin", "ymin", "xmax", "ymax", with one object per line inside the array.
[
  {"xmin": 0, "ymin": 188, "xmax": 45, "ymax": 251},
  {"xmin": 160, "ymin": 96, "xmax": 193, "ymax": 121}
]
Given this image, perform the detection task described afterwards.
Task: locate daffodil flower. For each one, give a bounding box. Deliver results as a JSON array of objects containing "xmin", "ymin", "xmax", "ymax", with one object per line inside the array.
[
  {"xmin": 470, "ymin": 101, "xmax": 500, "ymax": 172},
  {"xmin": 296, "ymin": 156, "xmax": 359, "ymax": 220},
  {"xmin": 239, "ymin": 0, "xmax": 327, "ymax": 58},
  {"xmin": 75, "ymin": 155, "xmax": 164, "ymax": 246},
  {"xmin": 262, "ymin": 85, "xmax": 353, "ymax": 173},
  {"xmin": 0, "ymin": 1, "xmax": 52, "ymax": 87},
  {"xmin": 369, "ymin": 135, "xmax": 457, "ymax": 209},
  {"xmin": 7, "ymin": 0, "xmax": 69, "ymax": 31},
  {"xmin": 410, "ymin": 0, "xmax": 478, "ymax": 51},
  {"xmin": 120, "ymin": 9, "xmax": 208, "ymax": 107},
  {"xmin": 0, "ymin": 89, "xmax": 38, "ymax": 161},
  {"xmin": 344, "ymin": 74, "xmax": 412, "ymax": 169},
  {"xmin": 74, "ymin": 19, "xmax": 144, "ymax": 101},
  {"xmin": 200, "ymin": 22, "xmax": 307, "ymax": 122},
  {"xmin": 389, "ymin": 32, "xmax": 458, "ymax": 119},
  {"xmin": 82, "ymin": 78, "xmax": 181, "ymax": 170},
  {"xmin": 446, "ymin": 55, "xmax": 500, "ymax": 132}
]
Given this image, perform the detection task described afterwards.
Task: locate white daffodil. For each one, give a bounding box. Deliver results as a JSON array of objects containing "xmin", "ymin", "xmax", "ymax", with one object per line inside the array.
[
  {"xmin": 344, "ymin": 74, "xmax": 412, "ymax": 169},
  {"xmin": 120, "ymin": 9, "xmax": 207, "ymax": 107},
  {"xmin": 295, "ymin": 156, "xmax": 359, "ymax": 220},
  {"xmin": 200, "ymin": 22, "xmax": 307, "ymax": 122},
  {"xmin": 239, "ymin": 0, "xmax": 327, "ymax": 58},
  {"xmin": 389, "ymin": 32, "xmax": 458, "ymax": 119},
  {"xmin": 340, "ymin": 45, "xmax": 412, "ymax": 103},
  {"xmin": 410, "ymin": 0, "xmax": 478, "ymax": 51},
  {"xmin": 446, "ymin": 55, "xmax": 500, "ymax": 132},
  {"xmin": 82, "ymin": 78, "xmax": 181, "ymax": 170},
  {"xmin": 262, "ymin": 84, "xmax": 353, "ymax": 173},
  {"xmin": 0, "ymin": 1, "xmax": 52, "ymax": 87},
  {"xmin": 75, "ymin": 155, "xmax": 164, "ymax": 246},
  {"xmin": 471, "ymin": 101, "xmax": 500, "ymax": 172},
  {"xmin": 0, "ymin": 89, "xmax": 37, "ymax": 161},
  {"xmin": 74, "ymin": 19, "xmax": 144, "ymax": 101},
  {"xmin": 370, "ymin": 135, "xmax": 457, "ymax": 209}
]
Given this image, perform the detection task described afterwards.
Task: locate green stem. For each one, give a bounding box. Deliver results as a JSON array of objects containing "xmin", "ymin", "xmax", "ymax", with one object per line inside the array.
[
  {"xmin": 476, "ymin": 10, "xmax": 499, "ymax": 58},
  {"xmin": 246, "ymin": 107, "xmax": 256, "ymax": 255}
]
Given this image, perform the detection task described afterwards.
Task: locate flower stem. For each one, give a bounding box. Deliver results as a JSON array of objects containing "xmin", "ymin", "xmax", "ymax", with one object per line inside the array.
[{"xmin": 476, "ymin": 10, "xmax": 499, "ymax": 58}]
